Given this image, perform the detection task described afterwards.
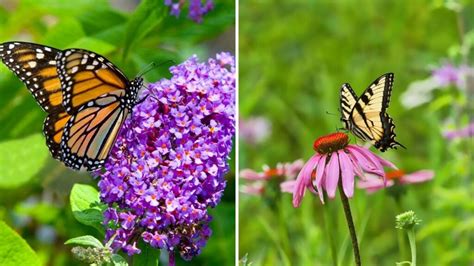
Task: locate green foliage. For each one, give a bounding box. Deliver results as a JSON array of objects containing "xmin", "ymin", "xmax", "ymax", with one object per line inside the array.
[
  {"xmin": 122, "ymin": 0, "xmax": 166, "ymax": 60},
  {"xmin": 133, "ymin": 240, "xmax": 161, "ymax": 266},
  {"xmin": 0, "ymin": 221, "xmax": 40, "ymax": 266},
  {"xmin": 0, "ymin": 0, "xmax": 234, "ymax": 265},
  {"xmin": 240, "ymin": 0, "xmax": 473, "ymax": 265},
  {"xmin": 65, "ymin": 235, "xmax": 104, "ymax": 248},
  {"xmin": 0, "ymin": 134, "xmax": 48, "ymax": 188},
  {"xmin": 70, "ymin": 184, "xmax": 104, "ymax": 233}
]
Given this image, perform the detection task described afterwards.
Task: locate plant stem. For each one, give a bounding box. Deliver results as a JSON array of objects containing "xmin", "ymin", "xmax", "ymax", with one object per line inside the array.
[
  {"xmin": 338, "ymin": 180, "xmax": 361, "ymax": 266},
  {"xmin": 407, "ymin": 228, "xmax": 417, "ymax": 266},
  {"xmin": 393, "ymin": 198, "xmax": 408, "ymax": 259},
  {"xmin": 169, "ymin": 251, "xmax": 175, "ymax": 266}
]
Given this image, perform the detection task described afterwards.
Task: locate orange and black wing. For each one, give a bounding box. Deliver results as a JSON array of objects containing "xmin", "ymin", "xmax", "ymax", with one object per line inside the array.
[
  {"xmin": 60, "ymin": 94, "xmax": 128, "ymax": 170},
  {"xmin": 0, "ymin": 41, "xmax": 64, "ymax": 113},
  {"xmin": 56, "ymin": 49, "xmax": 129, "ymax": 114},
  {"xmin": 43, "ymin": 110, "xmax": 71, "ymax": 159}
]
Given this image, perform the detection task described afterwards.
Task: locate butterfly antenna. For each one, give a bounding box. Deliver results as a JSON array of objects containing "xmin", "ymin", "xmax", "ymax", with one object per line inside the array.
[
  {"xmin": 137, "ymin": 60, "xmax": 176, "ymax": 77},
  {"xmin": 326, "ymin": 110, "xmax": 338, "ymax": 116},
  {"xmin": 137, "ymin": 62, "xmax": 157, "ymax": 77}
]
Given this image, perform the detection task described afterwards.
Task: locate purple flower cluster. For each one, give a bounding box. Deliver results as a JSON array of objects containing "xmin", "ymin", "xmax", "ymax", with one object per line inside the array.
[
  {"xmin": 164, "ymin": 0, "xmax": 214, "ymax": 23},
  {"xmin": 96, "ymin": 53, "xmax": 235, "ymax": 260}
]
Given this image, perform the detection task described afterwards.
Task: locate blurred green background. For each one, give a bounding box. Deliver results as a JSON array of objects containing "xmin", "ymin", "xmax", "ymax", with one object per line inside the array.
[
  {"xmin": 0, "ymin": 0, "xmax": 234, "ymax": 265},
  {"xmin": 239, "ymin": 0, "xmax": 473, "ymax": 265}
]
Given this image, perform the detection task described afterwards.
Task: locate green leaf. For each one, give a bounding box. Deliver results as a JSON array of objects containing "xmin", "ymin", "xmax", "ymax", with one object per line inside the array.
[
  {"xmin": 112, "ymin": 254, "xmax": 129, "ymax": 266},
  {"xmin": 133, "ymin": 240, "xmax": 160, "ymax": 266},
  {"xmin": 0, "ymin": 134, "xmax": 48, "ymax": 189},
  {"xmin": 122, "ymin": 0, "xmax": 166, "ymax": 60},
  {"xmin": 42, "ymin": 17, "xmax": 86, "ymax": 47},
  {"xmin": 65, "ymin": 235, "xmax": 104, "ymax": 248},
  {"xmin": 0, "ymin": 221, "xmax": 41, "ymax": 266},
  {"xmin": 69, "ymin": 37, "xmax": 116, "ymax": 55},
  {"xmin": 70, "ymin": 184, "xmax": 104, "ymax": 233}
]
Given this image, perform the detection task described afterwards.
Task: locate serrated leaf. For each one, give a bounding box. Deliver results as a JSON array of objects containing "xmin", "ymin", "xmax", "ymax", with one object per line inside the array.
[
  {"xmin": 0, "ymin": 134, "xmax": 48, "ymax": 189},
  {"xmin": 65, "ymin": 235, "xmax": 104, "ymax": 248},
  {"xmin": 133, "ymin": 240, "xmax": 160, "ymax": 266},
  {"xmin": 0, "ymin": 221, "xmax": 41, "ymax": 266},
  {"xmin": 70, "ymin": 184, "xmax": 104, "ymax": 233}
]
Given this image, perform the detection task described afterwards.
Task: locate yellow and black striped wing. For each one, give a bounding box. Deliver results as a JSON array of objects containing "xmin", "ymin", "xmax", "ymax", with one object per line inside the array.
[
  {"xmin": 60, "ymin": 94, "xmax": 128, "ymax": 170},
  {"xmin": 344, "ymin": 73, "xmax": 405, "ymax": 151},
  {"xmin": 340, "ymin": 83, "xmax": 358, "ymax": 123},
  {"xmin": 0, "ymin": 41, "xmax": 64, "ymax": 113},
  {"xmin": 57, "ymin": 49, "xmax": 129, "ymax": 114}
]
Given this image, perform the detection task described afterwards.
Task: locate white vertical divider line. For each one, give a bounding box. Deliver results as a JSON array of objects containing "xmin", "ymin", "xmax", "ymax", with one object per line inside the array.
[{"xmin": 234, "ymin": 0, "xmax": 240, "ymax": 264}]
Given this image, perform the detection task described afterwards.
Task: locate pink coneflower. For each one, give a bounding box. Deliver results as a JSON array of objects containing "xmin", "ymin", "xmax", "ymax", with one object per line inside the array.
[
  {"xmin": 358, "ymin": 169, "xmax": 434, "ymax": 193},
  {"xmin": 293, "ymin": 132, "xmax": 397, "ymax": 206},
  {"xmin": 240, "ymin": 182, "xmax": 265, "ymax": 195},
  {"xmin": 240, "ymin": 159, "xmax": 304, "ymax": 195}
]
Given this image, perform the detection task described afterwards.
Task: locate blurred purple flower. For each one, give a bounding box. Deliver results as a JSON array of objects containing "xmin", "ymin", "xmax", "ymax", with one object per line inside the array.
[
  {"xmin": 358, "ymin": 170, "xmax": 434, "ymax": 193},
  {"xmin": 239, "ymin": 116, "xmax": 271, "ymax": 145},
  {"xmin": 164, "ymin": 0, "xmax": 214, "ymax": 23},
  {"xmin": 432, "ymin": 63, "xmax": 468, "ymax": 88},
  {"xmin": 95, "ymin": 53, "xmax": 235, "ymax": 261},
  {"xmin": 401, "ymin": 62, "xmax": 474, "ymax": 108},
  {"xmin": 443, "ymin": 122, "xmax": 474, "ymax": 140},
  {"xmin": 293, "ymin": 133, "xmax": 397, "ymax": 206}
]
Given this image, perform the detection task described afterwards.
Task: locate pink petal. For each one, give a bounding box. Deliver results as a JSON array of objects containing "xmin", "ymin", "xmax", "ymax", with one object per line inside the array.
[
  {"xmin": 325, "ymin": 153, "xmax": 340, "ymax": 198},
  {"xmin": 240, "ymin": 182, "xmax": 265, "ymax": 195},
  {"xmin": 347, "ymin": 145, "xmax": 384, "ymax": 177},
  {"xmin": 370, "ymin": 152, "xmax": 398, "ymax": 170},
  {"xmin": 357, "ymin": 175, "xmax": 394, "ymax": 193},
  {"xmin": 285, "ymin": 159, "xmax": 305, "ymax": 178},
  {"xmin": 338, "ymin": 151, "xmax": 355, "ymax": 198},
  {"xmin": 400, "ymin": 170, "xmax": 434, "ymax": 184},
  {"xmin": 292, "ymin": 154, "xmax": 321, "ymax": 207},
  {"xmin": 314, "ymin": 154, "xmax": 327, "ymax": 204},
  {"xmin": 240, "ymin": 169, "xmax": 265, "ymax": 180},
  {"xmin": 280, "ymin": 180, "xmax": 296, "ymax": 193}
]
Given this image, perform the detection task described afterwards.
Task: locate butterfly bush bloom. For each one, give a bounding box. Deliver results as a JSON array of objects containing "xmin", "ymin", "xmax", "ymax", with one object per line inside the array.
[
  {"xmin": 95, "ymin": 53, "xmax": 235, "ymax": 261},
  {"xmin": 164, "ymin": 0, "xmax": 214, "ymax": 23},
  {"xmin": 293, "ymin": 132, "xmax": 397, "ymax": 206},
  {"xmin": 358, "ymin": 169, "xmax": 434, "ymax": 193}
]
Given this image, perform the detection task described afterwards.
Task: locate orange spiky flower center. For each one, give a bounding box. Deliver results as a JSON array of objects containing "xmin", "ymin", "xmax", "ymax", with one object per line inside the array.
[
  {"xmin": 385, "ymin": 170, "xmax": 406, "ymax": 180},
  {"xmin": 313, "ymin": 132, "xmax": 349, "ymax": 154}
]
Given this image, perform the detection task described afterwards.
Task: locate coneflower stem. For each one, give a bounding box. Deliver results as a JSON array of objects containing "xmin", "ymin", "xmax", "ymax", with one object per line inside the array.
[
  {"xmin": 407, "ymin": 228, "xmax": 417, "ymax": 266},
  {"xmin": 338, "ymin": 180, "xmax": 361, "ymax": 266}
]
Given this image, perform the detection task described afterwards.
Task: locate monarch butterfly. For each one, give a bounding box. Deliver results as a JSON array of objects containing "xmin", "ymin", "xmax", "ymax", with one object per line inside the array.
[
  {"xmin": 340, "ymin": 73, "xmax": 405, "ymax": 152},
  {"xmin": 0, "ymin": 41, "xmax": 143, "ymax": 171}
]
